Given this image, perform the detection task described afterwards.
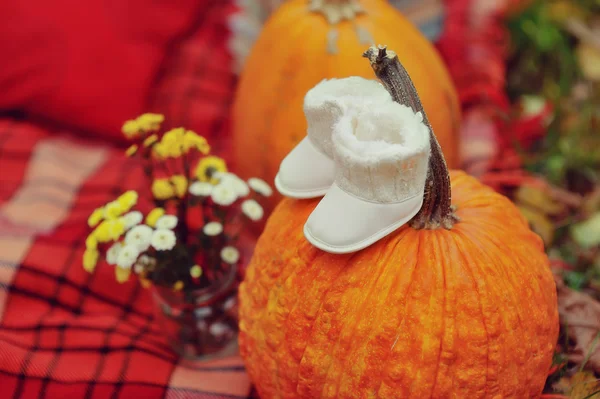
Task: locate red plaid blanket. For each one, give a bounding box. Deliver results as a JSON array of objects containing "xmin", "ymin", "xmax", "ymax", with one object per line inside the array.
[{"xmin": 0, "ymin": 120, "xmax": 256, "ymax": 398}]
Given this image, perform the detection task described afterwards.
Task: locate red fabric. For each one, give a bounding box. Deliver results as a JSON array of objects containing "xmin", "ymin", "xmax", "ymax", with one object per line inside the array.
[
  {"xmin": 0, "ymin": 119, "xmax": 258, "ymax": 398},
  {"xmin": 0, "ymin": 0, "xmax": 229, "ymax": 145}
]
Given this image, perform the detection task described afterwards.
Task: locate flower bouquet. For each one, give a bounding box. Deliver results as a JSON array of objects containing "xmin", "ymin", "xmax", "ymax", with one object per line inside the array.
[{"xmin": 82, "ymin": 113, "xmax": 272, "ymax": 360}]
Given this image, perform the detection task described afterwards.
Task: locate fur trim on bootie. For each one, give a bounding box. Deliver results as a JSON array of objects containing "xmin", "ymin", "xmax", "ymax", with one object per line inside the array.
[
  {"xmin": 303, "ymin": 76, "xmax": 392, "ymax": 158},
  {"xmin": 332, "ymin": 100, "xmax": 430, "ymax": 203}
]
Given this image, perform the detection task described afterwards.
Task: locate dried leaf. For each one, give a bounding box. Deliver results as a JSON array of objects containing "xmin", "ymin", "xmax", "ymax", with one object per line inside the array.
[
  {"xmin": 553, "ymin": 371, "xmax": 600, "ymax": 398},
  {"xmin": 546, "ymin": 1, "xmax": 589, "ymax": 24},
  {"xmin": 576, "ymin": 43, "xmax": 600, "ymax": 82},
  {"xmin": 571, "ymin": 212, "xmax": 600, "ymax": 249},
  {"xmin": 555, "ymin": 274, "xmax": 600, "ymax": 373},
  {"xmin": 516, "ymin": 184, "xmax": 567, "ymax": 215},
  {"xmin": 582, "ymin": 189, "xmax": 600, "ymax": 217},
  {"xmin": 518, "ymin": 205, "xmax": 556, "ymax": 246}
]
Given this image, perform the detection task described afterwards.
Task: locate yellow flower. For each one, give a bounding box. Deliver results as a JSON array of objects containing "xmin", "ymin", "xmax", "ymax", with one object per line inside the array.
[
  {"xmin": 93, "ymin": 219, "xmax": 126, "ymax": 242},
  {"xmin": 168, "ymin": 144, "xmax": 183, "ymax": 158},
  {"xmin": 83, "ymin": 248, "xmax": 99, "ymax": 273},
  {"xmin": 143, "ymin": 134, "xmax": 158, "ymax": 147},
  {"xmin": 122, "ymin": 120, "xmax": 140, "ymax": 139},
  {"xmin": 190, "ymin": 264, "xmax": 203, "ymax": 279},
  {"xmin": 170, "ymin": 175, "xmax": 188, "ymax": 198},
  {"xmin": 182, "ymin": 131, "xmax": 210, "ymax": 154},
  {"xmin": 136, "ymin": 113, "xmax": 164, "ymax": 132},
  {"xmin": 162, "ymin": 128, "xmax": 185, "ymax": 158},
  {"xmin": 115, "ymin": 266, "xmax": 131, "ymax": 283},
  {"xmin": 195, "ymin": 156, "xmax": 227, "ymax": 184},
  {"xmin": 173, "ymin": 281, "xmax": 184, "ymax": 291},
  {"xmin": 146, "ymin": 207, "xmax": 165, "ymax": 227},
  {"xmin": 125, "ymin": 144, "xmax": 138, "ymax": 157},
  {"xmin": 152, "ymin": 178, "xmax": 175, "ymax": 200},
  {"xmin": 117, "ymin": 190, "xmax": 138, "ymax": 211},
  {"xmin": 88, "ymin": 207, "xmax": 104, "ymax": 227},
  {"xmin": 103, "ymin": 200, "xmax": 124, "ymax": 220},
  {"xmin": 85, "ymin": 234, "xmax": 97, "ymax": 250},
  {"xmin": 152, "ymin": 142, "xmax": 168, "ymax": 160}
]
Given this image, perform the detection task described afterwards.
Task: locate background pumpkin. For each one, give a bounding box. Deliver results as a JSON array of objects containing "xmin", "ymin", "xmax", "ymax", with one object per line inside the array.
[
  {"xmin": 231, "ymin": 0, "xmax": 461, "ymax": 213},
  {"xmin": 227, "ymin": 0, "xmax": 446, "ymax": 73},
  {"xmin": 238, "ymin": 46, "xmax": 558, "ymax": 398}
]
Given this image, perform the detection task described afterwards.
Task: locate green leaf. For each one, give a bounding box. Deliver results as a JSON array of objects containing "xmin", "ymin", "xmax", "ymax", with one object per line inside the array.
[
  {"xmin": 571, "ymin": 212, "xmax": 600, "ymax": 249},
  {"xmin": 565, "ymin": 271, "xmax": 588, "ymax": 291}
]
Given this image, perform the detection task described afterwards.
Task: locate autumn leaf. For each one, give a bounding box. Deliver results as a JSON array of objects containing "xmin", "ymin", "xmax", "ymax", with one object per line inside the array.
[
  {"xmin": 553, "ymin": 370, "xmax": 600, "ymax": 398},
  {"xmin": 518, "ymin": 205, "xmax": 555, "ymax": 246},
  {"xmin": 554, "ymin": 274, "xmax": 600, "ymax": 373}
]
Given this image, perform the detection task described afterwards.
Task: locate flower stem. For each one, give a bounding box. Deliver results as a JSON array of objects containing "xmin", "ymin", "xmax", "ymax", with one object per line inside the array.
[{"xmin": 363, "ymin": 45, "xmax": 458, "ymax": 230}]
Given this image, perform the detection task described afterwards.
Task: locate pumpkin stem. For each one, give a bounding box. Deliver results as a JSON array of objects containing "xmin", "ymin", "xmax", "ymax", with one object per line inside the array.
[
  {"xmin": 309, "ymin": 0, "xmax": 365, "ymax": 25},
  {"xmin": 363, "ymin": 45, "xmax": 459, "ymax": 230}
]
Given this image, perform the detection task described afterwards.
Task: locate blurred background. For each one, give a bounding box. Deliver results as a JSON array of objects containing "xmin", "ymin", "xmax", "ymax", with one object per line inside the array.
[{"xmin": 0, "ymin": 0, "xmax": 598, "ymax": 397}]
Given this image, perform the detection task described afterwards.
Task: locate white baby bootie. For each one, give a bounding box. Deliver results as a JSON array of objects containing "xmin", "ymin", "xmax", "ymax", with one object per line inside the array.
[
  {"xmin": 275, "ymin": 76, "xmax": 392, "ymax": 199},
  {"xmin": 303, "ymin": 99, "xmax": 431, "ymax": 254}
]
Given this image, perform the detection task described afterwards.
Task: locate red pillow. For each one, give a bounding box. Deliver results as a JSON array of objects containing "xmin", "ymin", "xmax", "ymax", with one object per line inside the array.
[{"xmin": 0, "ymin": 0, "xmax": 212, "ymax": 144}]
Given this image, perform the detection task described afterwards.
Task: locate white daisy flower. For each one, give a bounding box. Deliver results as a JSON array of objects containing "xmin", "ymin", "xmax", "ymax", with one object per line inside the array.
[
  {"xmin": 106, "ymin": 242, "xmax": 123, "ymax": 265},
  {"xmin": 151, "ymin": 229, "xmax": 176, "ymax": 251},
  {"xmin": 116, "ymin": 244, "xmax": 140, "ymax": 269},
  {"xmin": 211, "ymin": 183, "xmax": 238, "ymax": 206},
  {"xmin": 219, "ymin": 173, "xmax": 250, "ymax": 197},
  {"xmin": 122, "ymin": 211, "xmax": 143, "ymax": 229},
  {"xmin": 248, "ymin": 177, "xmax": 272, "ymax": 197},
  {"xmin": 155, "ymin": 215, "xmax": 178, "ymax": 230},
  {"xmin": 125, "ymin": 225, "xmax": 153, "ymax": 252},
  {"xmin": 203, "ymin": 221, "xmax": 223, "ymax": 236},
  {"xmin": 189, "ymin": 181, "xmax": 213, "ymax": 196},
  {"xmin": 133, "ymin": 262, "xmax": 145, "ymax": 274},
  {"xmin": 220, "ymin": 246, "xmax": 240, "ymax": 264},
  {"xmin": 241, "ymin": 199, "xmax": 264, "ymax": 221}
]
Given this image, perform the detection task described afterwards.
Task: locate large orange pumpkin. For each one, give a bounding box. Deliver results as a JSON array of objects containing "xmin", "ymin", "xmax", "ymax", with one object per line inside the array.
[
  {"xmin": 231, "ymin": 0, "xmax": 461, "ymax": 212},
  {"xmin": 238, "ymin": 47, "xmax": 558, "ymax": 398}
]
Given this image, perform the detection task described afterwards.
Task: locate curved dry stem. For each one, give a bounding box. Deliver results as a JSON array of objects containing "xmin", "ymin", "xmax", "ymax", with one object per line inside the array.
[{"xmin": 363, "ymin": 45, "xmax": 458, "ymax": 229}]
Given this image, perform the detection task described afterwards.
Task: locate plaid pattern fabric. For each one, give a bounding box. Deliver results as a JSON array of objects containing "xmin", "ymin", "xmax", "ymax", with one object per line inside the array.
[
  {"xmin": 0, "ymin": 119, "xmax": 255, "ymax": 398},
  {"xmin": 147, "ymin": 0, "xmax": 238, "ymax": 161}
]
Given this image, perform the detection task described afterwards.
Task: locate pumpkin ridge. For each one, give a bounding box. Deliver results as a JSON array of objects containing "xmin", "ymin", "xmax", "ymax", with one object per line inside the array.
[
  {"xmin": 483, "ymin": 232, "xmax": 547, "ymax": 394},
  {"xmin": 291, "ymin": 250, "xmax": 361, "ymax": 397},
  {"xmin": 274, "ymin": 248, "xmax": 343, "ymax": 397},
  {"xmin": 461, "ymin": 222, "xmax": 555, "ymax": 393},
  {"xmin": 458, "ymin": 221, "xmax": 537, "ymax": 393},
  {"xmin": 431, "ymin": 231, "xmax": 462, "ymax": 396},
  {"xmin": 265, "ymin": 247, "xmax": 325, "ymax": 397},
  {"xmin": 403, "ymin": 231, "xmax": 448, "ymax": 397},
  {"xmin": 374, "ymin": 232, "xmax": 423, "ymax": 397},
  {"xmin": 454, "ymin": 226, "xmax": 534, "ymax": 396},
  {"xmin": 426, "ymin": 232, "xmax": 449, "ymax": 397},
  {"xmin": 240, "ymin": 202, "xmax": 314, "ymax": 397},
  {"xmin": 315, "ymin": 243, "xmax": 392, "ymax": 398},
  {"xmin": 332, "ymin": 231, "xmax": 414, "ymax": 396},
  {"xmin": 449, "ymin": 232, "xmax": 493, "ymax": 397}
]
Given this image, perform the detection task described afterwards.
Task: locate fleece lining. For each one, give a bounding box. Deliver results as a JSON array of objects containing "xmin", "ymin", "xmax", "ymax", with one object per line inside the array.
[
  {"xmin": 303, "ymin": 77, "xmax": 392, "ymax": 158},
  {"xmin": 332, "ymin": 100, "xmax": 431, "ymax": 203}
]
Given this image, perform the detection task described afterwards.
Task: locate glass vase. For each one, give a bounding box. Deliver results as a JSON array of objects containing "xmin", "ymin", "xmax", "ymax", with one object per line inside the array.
[{"xmin": 151, "ymin": 262, "xmax": 239, "ymax": 362}]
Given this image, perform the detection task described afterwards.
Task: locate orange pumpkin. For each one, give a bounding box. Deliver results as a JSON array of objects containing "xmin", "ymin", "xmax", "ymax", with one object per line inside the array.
[
  {"xmin": 231, "ymin": 0, "xmax": 461, "ymax": 212},
  {"xmin": 238, "ymin": 46, "xmax": 558, "ymax": 398}
]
